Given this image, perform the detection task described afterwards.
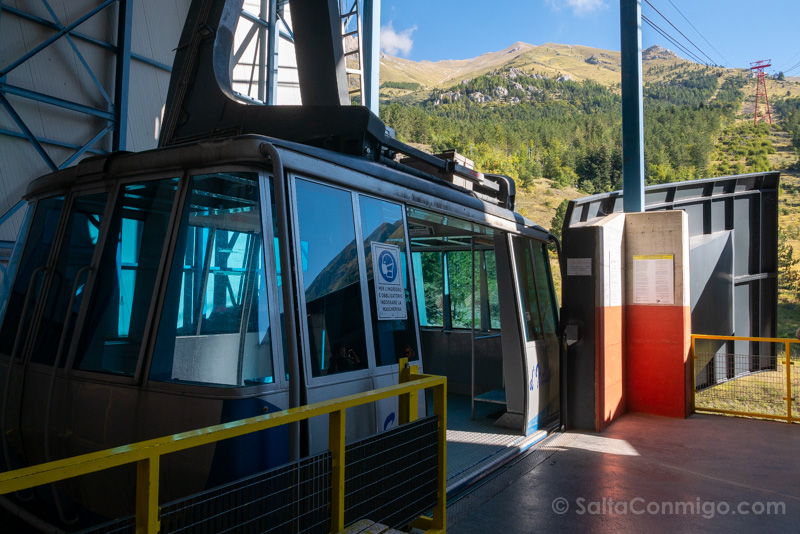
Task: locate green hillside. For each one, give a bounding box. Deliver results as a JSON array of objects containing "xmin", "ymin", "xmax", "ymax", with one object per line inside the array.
[{"xmin": 378, "ymin": 43, "xmax": 800, "ymax": 330}]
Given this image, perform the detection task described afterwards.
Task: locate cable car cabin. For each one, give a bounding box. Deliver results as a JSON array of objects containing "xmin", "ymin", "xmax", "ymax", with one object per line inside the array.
[{"xmin": 0, "ymin": 134, "xmax": 561, "ymax": 520}]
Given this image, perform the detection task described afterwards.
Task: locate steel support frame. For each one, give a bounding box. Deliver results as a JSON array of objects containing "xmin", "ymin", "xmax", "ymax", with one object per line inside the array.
[
  {"xmin": 363, "ymin": 0, "xmax": 380, "ymax": 115},
  {"xmin": 619, "ymin": 0, "xmax": 645, "ymax": 213},
  {"xmin": 0, "ymin": 4, "xmax": 172, "ymax": 72},
  {"xmin": 0, "ymin": 0, "xmax": 132, "ymax": 169},
  {"xmin": 237, "ymin": 1, "xmax": 293, "ymax": 105}
]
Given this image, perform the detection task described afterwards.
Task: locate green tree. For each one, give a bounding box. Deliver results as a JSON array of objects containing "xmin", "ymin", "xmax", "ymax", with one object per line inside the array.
[
  {"xmin": 778, "ymin": 229, "xmax": 800, "ymax": 294},
  {"xmin": 550, "ymin": 199, "xmax": 570, "ymax": 242}
]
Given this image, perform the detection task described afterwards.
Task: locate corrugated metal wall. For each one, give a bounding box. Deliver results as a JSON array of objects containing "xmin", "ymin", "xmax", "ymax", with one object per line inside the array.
[
  {"xmin": 0, "ymin": 0, "xmax": 191, "ymax": 241},
  {"xmin": 128, "ymin": 0, "xmax": 192, "ymax": 152}
]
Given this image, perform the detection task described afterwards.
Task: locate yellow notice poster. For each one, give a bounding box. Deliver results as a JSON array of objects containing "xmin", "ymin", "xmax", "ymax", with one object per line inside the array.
[{"xmin": 633, "ymin": 254, "xmax": 674, "ymax": 305}]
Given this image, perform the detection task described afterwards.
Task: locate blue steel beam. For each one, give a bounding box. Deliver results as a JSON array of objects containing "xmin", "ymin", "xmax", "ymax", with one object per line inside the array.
[
  {"xmin": 233, "ymin": 21, "xmax": 260, "ymax": 64},
  {"xmin": 62, "ymin": 126, "xmax": 113, "ymax": 168},
  {"xmin": 363, "ymin": 0, "xmax": 380, "ymax": 115},
  {"xmin": 113, "ymin": 0, "xmax": 132, "ymax": 151},
  {"xmin": 0, "ymin": 201, "xmax": 25, "ymax": 228},
  {"xmin": 241, "ymin": 9, "xmax": 293, "ymax": 41},
  {"xmin": 0, "ymin": 83, "xmax": 117, "ymax": 121},
  {"xmin": 0, "ymin": 93, "xmax": 58, "ymax": 171},
  {"xmin": 40, "ymin": 0, "xmax": 112, "ymax": 106},
  {"xmin": 620, "ymin": 0, "xmax": 645, "ymax": 213},
  {"xmin": 259, "ymin": 0, "xmax": 267, "ymax": 102},
  {"xmin": 0, "ymin": 5, "xmax": 172, "ymax": 73},
  {"xmin": 266, "ymin": 0, "xmax": 279, "ymax": 104},
  {"xmin": 0, "ymin": 0, "xmax": 116, "ymax": 77},
  {"xmin": 0, "ymin": 128, "xmax": 105, "ymax": 156}
]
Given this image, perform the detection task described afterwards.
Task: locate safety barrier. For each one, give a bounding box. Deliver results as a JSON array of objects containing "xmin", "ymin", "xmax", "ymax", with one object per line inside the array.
[
  {"xmin": 692, "ymin": 335, "xmax": 799, "ymax": 424},
  {"xmin": 0, "ymin": 359, "xmax": 446, "ymax": 533}
]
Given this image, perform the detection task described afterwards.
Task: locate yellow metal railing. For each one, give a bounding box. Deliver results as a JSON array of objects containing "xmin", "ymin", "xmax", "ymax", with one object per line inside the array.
[
  {"xmin": 691, "ymin": 335, "xmax": 798, "ymax": 424},
  {"xmin": 0, "ymin": 360, "xmax": 446, "ymax": 533}
]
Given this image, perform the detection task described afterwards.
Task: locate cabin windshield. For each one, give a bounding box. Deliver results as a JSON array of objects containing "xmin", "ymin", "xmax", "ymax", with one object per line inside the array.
[
  {"xmin": 73, "ymin": 178, "xmax": 178, "ymax": 376},
  {"xmin": 150, "ymin": 172, "xmax": 276, "ymax": 387}
]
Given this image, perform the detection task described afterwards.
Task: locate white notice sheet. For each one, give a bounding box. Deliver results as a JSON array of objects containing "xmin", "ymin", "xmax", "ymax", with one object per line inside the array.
[{"xmin": 633, "ymin": 254, "xmax": 674, "ymax": 305}]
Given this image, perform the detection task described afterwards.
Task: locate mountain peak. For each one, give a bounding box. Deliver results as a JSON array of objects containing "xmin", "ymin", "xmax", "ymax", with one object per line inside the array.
[
  {"xmin": 503, "ymin": 42, "xmax": 537, "ymax": 53},
  {"xmin": 643, "ymin": 45, "xmax": 678, "ymax": 60}
]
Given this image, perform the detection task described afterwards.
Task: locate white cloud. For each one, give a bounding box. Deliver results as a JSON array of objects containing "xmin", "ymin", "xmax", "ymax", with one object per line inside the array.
[
  {"xmin": 380, "ymin": 21, "xmax": 416, "ymax": 57},
  {"xmin": 547, "ymin": 0, "xmax": 608, "ymax": 16}
]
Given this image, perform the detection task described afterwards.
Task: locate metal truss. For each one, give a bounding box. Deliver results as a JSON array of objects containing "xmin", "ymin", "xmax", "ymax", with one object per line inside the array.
[
  {"xmin": 0, "ymin": 0, "xmax": 375, "ymax": 173},
  {"xmin": 0, "ymin": 0, "xmax": 137, "ymax": 171},
  {"xmin": 233, "ymin": 0, "xmax": 294, "ymax": 105}
]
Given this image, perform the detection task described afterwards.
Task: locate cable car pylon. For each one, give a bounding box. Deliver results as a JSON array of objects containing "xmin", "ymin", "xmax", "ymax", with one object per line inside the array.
[{"xmin": 750, "ymin": 59, "xmax": 772, "ymax": 125}]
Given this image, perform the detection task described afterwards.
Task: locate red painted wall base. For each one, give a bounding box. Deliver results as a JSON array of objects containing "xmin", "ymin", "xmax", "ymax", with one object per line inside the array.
[
  {"xmin": 595, "ymin": 306, "xmax": 625, "ymax": 431},
  {"xmin": 626, "ymin": 305, "xmax": 692, "ymax": 418}
]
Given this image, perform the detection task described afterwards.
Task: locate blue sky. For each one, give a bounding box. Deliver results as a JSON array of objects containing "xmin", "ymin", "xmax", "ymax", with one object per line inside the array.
[{"xmin": 379, "ymin": 0, "xmax": 800, "ymax": 75}]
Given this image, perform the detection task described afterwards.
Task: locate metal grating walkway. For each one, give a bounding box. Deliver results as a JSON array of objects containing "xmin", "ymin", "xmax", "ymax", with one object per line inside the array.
[{"xmin": 445, "ymin": 394, "xmax": 548, "ymax": 493}]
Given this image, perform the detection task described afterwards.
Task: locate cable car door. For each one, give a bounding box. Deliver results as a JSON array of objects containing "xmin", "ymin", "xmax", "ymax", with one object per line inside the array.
[
  {"xmin": 496, "ymin": 235, "xmax": 561, "ymax": 434},
  {"xmin": 291, "ymin": 177, "xmax": 375, "ymax": 453}
]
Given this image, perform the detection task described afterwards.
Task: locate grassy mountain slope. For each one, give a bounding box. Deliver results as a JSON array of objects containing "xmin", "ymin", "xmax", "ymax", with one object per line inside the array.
[
  {"xmin": 381, "ymin": 42, "xmax": 800, "ymax": 103},
  {"xmin": 379, "ymin": 42, "xmax": 800, "ymax": 327}
]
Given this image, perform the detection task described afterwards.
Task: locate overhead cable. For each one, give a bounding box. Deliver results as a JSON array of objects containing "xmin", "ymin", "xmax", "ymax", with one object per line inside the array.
[
  {"xmin": 780, "ymin": 53, "xmax": 800, "ymax": 74},
  {"xmin": 666, "ymin": 0, "xmax": 730, "ymax": 67},
  {"xmin": 641, "ymin": 14, "xmax": 706, "ymax": 66},
  {"xmin": 644, "ymin": 0, "xmax": 715, "ymax": 66},
  {"xmin": 785, "ymin": 61, "xmax": 800, "ymax": 75}
]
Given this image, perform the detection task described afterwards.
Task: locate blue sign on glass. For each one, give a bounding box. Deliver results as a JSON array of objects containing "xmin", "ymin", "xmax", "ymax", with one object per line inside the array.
[{"xmin": 371, "ymin": 242, "xmax": 407, "ymax": 320}]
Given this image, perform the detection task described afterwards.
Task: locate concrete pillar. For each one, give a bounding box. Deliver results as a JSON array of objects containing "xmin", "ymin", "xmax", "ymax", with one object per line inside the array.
[
  {"xmin": 563, "ymin": 213, "xmax": 626, "ymax": 431},
  {"xmin": 624, "ymin": 211, "xmax": 692, "ymax": 418},
  {"xmin": 563, "ymin": 209, "xmax": 693, "ymax": 429}
]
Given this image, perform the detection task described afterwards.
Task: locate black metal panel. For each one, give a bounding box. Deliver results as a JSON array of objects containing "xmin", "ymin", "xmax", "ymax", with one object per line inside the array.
[
  {"xmin": 159, "ymin": 0, "xmax": 381, "ymax": 157},
  {"xmin": 564, "ymin": 172, "xmax": 779, "ymax": 345},
  {"xmin": 80, "ymin": 452, "xmax": 332, "ymax": 534},
  {"xmin": 344, "ymin": 416, "xmax": 438, "ymax": 530},
  {"xmin": 563, "ymin": 172, "xmax": 780, "ymax": 393},
  {"xmin": 711, "ymin": 198, "xmax": 727, "ymax": 233},
  {"xmin": 561, "ymin": 224, "xmax": 600, "ymax": 431},
  {"xmin": 288, "ymin": 0, "xmax": 350, "ymax": 106}
]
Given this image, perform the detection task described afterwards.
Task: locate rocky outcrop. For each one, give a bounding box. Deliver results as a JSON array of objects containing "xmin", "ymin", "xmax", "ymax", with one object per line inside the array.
[
  {"xmin": 643, "ymin": 45, "xmax": 678, "ymax": 61},
  {"xmin": 469, "ymin": 92, "xmax": 489, "ymax": 103},
  {"xmin": 434, "ymin": 91, "xmax": 463, "ymax": 105}
]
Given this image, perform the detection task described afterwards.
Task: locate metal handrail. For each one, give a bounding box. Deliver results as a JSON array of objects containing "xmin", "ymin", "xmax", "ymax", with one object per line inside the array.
[
  {"xmin": 0, "ymin": 364, "xmax": 447, "ymax": 533},
  {"xmin": 691, "ymin": 334, "xmax": 797, "ymax": 423}
]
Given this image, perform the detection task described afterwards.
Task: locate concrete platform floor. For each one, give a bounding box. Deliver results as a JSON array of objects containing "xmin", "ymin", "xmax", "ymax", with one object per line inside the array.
[{"xmin": 447, "ymin": 413, "xmax": 800, "ymax": 533}]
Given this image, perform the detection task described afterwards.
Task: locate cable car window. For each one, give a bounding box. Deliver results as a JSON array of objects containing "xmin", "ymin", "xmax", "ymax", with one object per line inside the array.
[
  {"xmin": 412, "ymin": 251, "xmax": 444, "ymax": 328},
  {"xmin": 512, "ymin": 236, "xmax": 546, "ymax": 342},
  {"xmin": 295, "ymin": 179, "xmax": 367, "ymax": 377},
  {"xmin": 485, "ymin": 251, "xmax": 501, "ymax": 330},
  {"xmin": 73, "ymin": 178, "xmax": 178, "ymax": 376},
  {"xmin": 358, "ymin": 196, "xmax": 418, "ymax": 366},
  {"xmin": 31, "ymin": 193, "xmax": 108, "ymax": 366},
  {"xmin": 0, "ymin": 197, "xmax": 64, "ymax": 357},
  {"xmin": 408, "ymin": 207, "xmax": 498, "ymax": 332},
  {"xmin": 448, "ymin": 250, "xmax": 480, "ymax": 329},
  {"xmin": 532, "ymin": 243, "xmax": 558, "ymax": 339},
  {"xmin": 0, "ymin": 203, "xmax": 33, "ymax": 325},
  {"xmin": 151, "ymin": 172, "xmax": 275, "ymax": 387}
]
